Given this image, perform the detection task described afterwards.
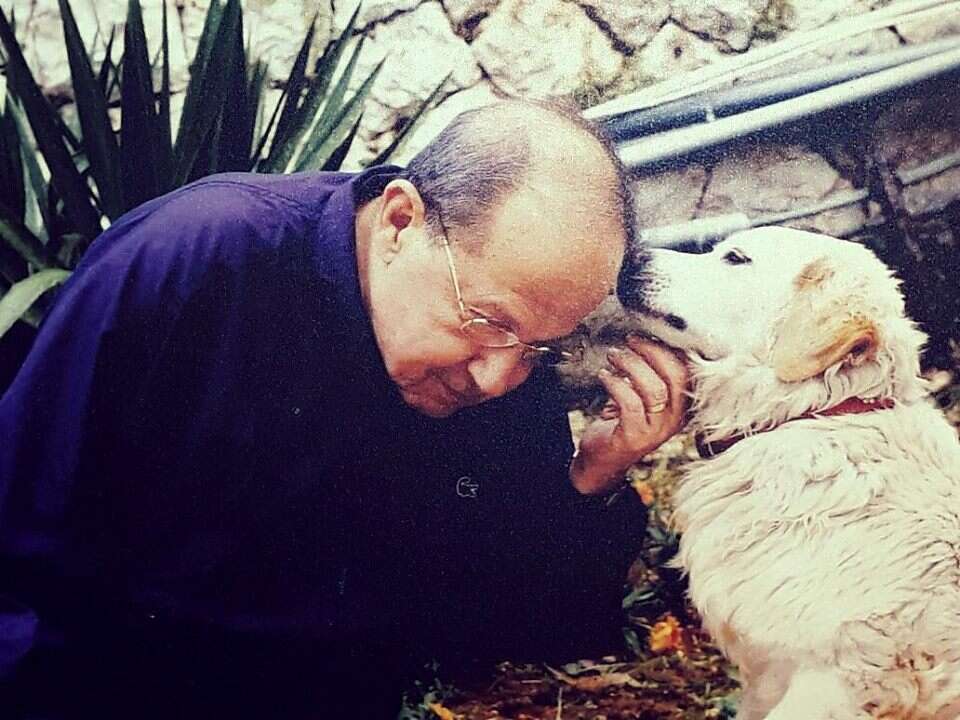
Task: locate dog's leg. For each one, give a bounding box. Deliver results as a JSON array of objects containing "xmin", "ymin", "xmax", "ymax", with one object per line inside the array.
[{"xmin": 762, "ymin": 669, "xmax": 865, "ymax": 720}]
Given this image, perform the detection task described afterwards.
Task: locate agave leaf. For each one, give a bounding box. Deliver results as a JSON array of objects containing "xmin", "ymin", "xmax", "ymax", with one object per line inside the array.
[
  {"xmin": 0, "ymin": 199, "xmax": 54, "ymax": 270},
  {"xmin": 0, "ymin": 84, "xmax": 26, "ymax": 222},
  {"xmin": 157, "ymin": 0, "xmax": 173, "ymax": 192},
  {"xmin": 175, "ymin": 0, "xmax": 225, "ymax": 153},
  {"xmin": 58, "ymin": 0, "xmax": 123, "ymax": 220},
  {"xmin": 212, "ymin": 7, "xmax": 251, "ymax": 173},
  {"xmin": 171, "ymin": 0, "xmax": 242, "ymax": 185},
  {"xmin": 251, "ymin": 82, "xmax": 286, "ymax": 171},
  {"xmin": 369, "ymin": 72, "xmax": 450, "ymax": 167},
  {"xmin": 262, "ymin": 4, "xmax": 361, "ymax": 174},
  {"xmin": 320, "ymin": 111, "xmax": 363, "ymax": 172},
  {"xmin": 268, "ymin": 11, "xmax": 317, "ymax": 160},
  {"xmin": 6, "ymin": 96, "xmax": 53, "ymax": 242},
  {"xmin": 104, "ymin": 56, "xmax": 124, "ymax": 110},
  {"xmin": 0, "ymin": 7, "xmax": 102, "ymax": 240},
  {"xmin": 97, "ymin": 25, "xmax": 117, "ymax": 96},
  {"xmin": 0, "ymin": 267, "xmax": 71, "ymax": 338},
  {"xmin": 245, "ymin": 59, "xmax": 269, "ymax": 169},
  {"xmin": 292, "ymin": 44, "xmax": 379, "ymax": 172},
  {"xmin": 120, "ymin": 0, "xmax": 162, "ymax": 211}
]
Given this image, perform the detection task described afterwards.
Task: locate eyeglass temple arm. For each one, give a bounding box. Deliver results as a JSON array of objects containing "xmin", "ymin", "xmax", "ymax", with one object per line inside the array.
[{"xmin": 440, "ymin": 237, "xmax": 468, "ymax": 316}]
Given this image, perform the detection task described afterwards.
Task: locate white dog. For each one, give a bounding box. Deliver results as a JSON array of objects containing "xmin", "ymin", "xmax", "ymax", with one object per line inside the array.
[{"xmin": 624, "ymin": 227, "xmax": 960, "ymax": 719}]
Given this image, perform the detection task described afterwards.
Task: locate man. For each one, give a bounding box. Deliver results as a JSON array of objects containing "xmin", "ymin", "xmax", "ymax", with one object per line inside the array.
[{"xmin": 0, "ymin": 100, "xmax": 685, "ymax": 717}]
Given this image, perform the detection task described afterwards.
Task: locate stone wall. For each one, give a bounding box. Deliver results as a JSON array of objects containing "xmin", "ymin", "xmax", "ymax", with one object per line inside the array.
[{"xmin": 6, "ymin": 0, "xmax": 956, "ymax": 168}]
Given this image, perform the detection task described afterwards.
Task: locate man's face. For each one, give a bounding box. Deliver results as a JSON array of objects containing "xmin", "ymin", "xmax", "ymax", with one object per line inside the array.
[{"xmin": 368, "ymin": 178, "xmax": 622, "ymax": 417}]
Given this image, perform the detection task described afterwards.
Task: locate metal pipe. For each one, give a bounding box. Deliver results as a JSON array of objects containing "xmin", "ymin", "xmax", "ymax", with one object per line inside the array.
[
  {"xmin": 600, "ymin": 37, "xmax": 960, "ymax": 144},
  {"xmin": 586, "ymin": 0, "xmax": 960, "ymax": 118},
  {"xmin": 643, "ymin": 148, "xmax": 960, "ymax": 249},
  {"xmin": 897, "ymin": 148, "xmax": 960, "ymax": 184},
  {"xmin": 619, "ymin": 46, "xmax": 960, "ymax": 170}
]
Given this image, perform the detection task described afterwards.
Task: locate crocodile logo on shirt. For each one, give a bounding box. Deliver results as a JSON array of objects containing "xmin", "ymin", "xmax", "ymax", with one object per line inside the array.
[{"xmin": 455, "ymin": 476, "xmax": 480, "ymax": 499}]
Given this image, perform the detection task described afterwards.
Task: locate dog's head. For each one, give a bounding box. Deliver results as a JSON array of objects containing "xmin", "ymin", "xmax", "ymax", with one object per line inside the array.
[{"xmin": 618, "ymin": 226, "xmax": 928, "ymax": 437}]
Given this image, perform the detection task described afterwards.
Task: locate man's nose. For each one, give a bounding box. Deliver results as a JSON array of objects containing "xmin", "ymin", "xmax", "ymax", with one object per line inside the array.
[{"xmin": 467, "ymin": 347, "xmax": 529, "ymax": 399}]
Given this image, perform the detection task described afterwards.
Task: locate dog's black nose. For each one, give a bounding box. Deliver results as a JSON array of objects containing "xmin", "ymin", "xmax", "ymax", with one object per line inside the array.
[{"xmin": 664, "ymin": 313, "xmax": 687, "ymax": 331}]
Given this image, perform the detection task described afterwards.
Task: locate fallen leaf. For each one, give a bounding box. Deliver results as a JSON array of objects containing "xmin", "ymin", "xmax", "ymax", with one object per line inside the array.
[
  {"xmin": 546, "ymin": 665, "xmax": 644, "ymax": 691},
  {"xmin": 428, "ymin": 701, "xmax": 461, "ymax": 720},
  {"xmin": 649, "ymin": 614, "xmax": 684, "ymax": 653}
]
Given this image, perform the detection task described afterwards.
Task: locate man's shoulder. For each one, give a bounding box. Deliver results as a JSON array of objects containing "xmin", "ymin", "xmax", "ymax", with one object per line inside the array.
[
  {"xmin": 85, "ymin": 172, "xmax": 355, "ymax": 267},
  {"xmin": 175, "ymin": 171, "xmax": 354, "ymax": 216}
]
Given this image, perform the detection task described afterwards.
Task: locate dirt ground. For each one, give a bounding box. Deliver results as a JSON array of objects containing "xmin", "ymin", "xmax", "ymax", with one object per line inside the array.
[{"xmin": 438, "ymin": 633, "xmax": 739, "ymax": 720}]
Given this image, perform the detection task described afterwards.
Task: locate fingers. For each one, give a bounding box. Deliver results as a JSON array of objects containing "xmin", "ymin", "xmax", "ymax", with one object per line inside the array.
[
  {"xmin": 599, "ymin": 336, "xmax": 689, "ymax": 433},
  {"xmin": 608, "ymin": 340, "xmax": 670, "ymax": 419},
  {"xmin": 627, "ymin": 336, "xmax": 689, "ymax": 416}
]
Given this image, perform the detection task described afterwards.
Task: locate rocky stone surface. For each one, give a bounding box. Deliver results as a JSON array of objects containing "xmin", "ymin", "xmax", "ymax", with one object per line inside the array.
[
  {"xmin": 784, "ymin": 0, "xmax": 878, "ymax": 31},
  {"xmin": 671, "ymin": 0, "xmax": 768, "ymax": 52},
  {"xmin": 442, "ymin": 0, "xmax": 498, "ymax": 27},
  {"xmin": 698, "ymin": 145, "xmax": 867, "ymax": 237},
  {"xmin": 577, "ymin": 0, "xmax": 670, "ymax": 50},
  {"xmin": 2, "ymin": 0, "xmax": 958, "ymax": 220},
  {"xmin": 633, "ymin": 165, "xmax": 709, "ymax": 229},
  {"xmin": 632, "ymin": 20, "xmax": 727, "ymax": 83},
  {"xmin": 331, "ymin": 0, "xmax": 423, "ymax": 32},
  {"xmin": 471, "ymin": 0, "xmax": 623, "ymax": 98},
  {"xmin": 343, "ymin": 1, "xmax": 481, "ymax": 164}
]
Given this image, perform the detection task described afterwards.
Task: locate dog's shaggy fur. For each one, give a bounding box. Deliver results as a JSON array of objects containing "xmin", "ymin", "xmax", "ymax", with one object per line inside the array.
[{"xmin": 624, "ymin": 227, "xmax": 960, "ymax": 719}]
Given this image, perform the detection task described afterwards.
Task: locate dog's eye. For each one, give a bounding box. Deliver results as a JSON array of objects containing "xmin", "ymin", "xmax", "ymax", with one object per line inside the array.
[{"xmin": 723, "ymin": 249, "xmax": 752, "ymax": 265}]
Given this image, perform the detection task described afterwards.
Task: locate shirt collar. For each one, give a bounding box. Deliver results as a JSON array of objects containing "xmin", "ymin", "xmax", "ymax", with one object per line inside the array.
[{"xmin": 316, "ymin": 164, "xmax": 404, "ymax": 395}]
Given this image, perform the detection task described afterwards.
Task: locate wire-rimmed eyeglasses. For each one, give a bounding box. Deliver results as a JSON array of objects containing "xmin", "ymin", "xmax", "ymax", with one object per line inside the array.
[{"xmin": 435, "ymin": 214, "xmax": 575, "ymax": 367}]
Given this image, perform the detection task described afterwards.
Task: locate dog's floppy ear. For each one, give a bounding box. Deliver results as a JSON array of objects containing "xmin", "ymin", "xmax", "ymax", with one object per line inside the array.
[{"xmin": 772, "ymin": 257, "xmax": 879, "ymax": 383}]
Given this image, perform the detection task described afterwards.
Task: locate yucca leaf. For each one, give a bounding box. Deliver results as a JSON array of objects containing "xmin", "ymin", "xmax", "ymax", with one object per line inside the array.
[
  {"xmin": 320, "ymin": 111, "xmax": 363, "ymax": 172},
  {"xmin": 245, "ymin": 59, "xmax": 268, "ymax": 169},
  {"xmin": 0, "ymin": 88, "xmax": 25, "ymax": 222},
  {"xmin": 175, "ymin": 0, "xmax": 225, "ymax": 153},
  {"xmin": 369, "ymin": 72, "xmax": 450, "ymax": 167},
  {"xmin": 262, "ymin": 5, "xmax": 361, "ymax": 174},
  {"xmin": 251, "ymin": 82, "xmax": 286, "ymax": 171},
  {"xmin": 268, "ymin": 11, "xmax": 317, "ymax": 159},
  {"xmin": 0, "ymin": 6, "xmax": 102, "ymax": 240},
  {"xmin": 212, "ymin": 7, "xmax": 251, "ymax": 173},
  {"xmin": 0, "ymin": 267, "xmax": 71, "ymax": 338},
  {"xmin": 0, "ymin": 199, "xmax": 54, "ymax": 270},
  {"xmin": 292, "ymin": 44, "xmax": 379, "ymax": 172},
  {"xmin": 171, "ymin": 0, "xmax": 242, "ymax": 185},
  {"xmin": 120, "ymin": 0, "xmax": 162, "ymax": 211},
  {"xmin": 6, "ymin": 96, "xmax": 53, "ymax": 242},
  {"xmin": 106, "ymin": 56, "xmax": 123, "ymax": 105},
  {"xmin": 97, "ymin": 25, "xmax": 117, "ymax": 96},
  {"xmin": 157, "ymin": 0, "xmax": 173, "ymax": 192},
  {"xmin": 304, "ymin": 4, "xmax": 362, "ymax": 115},
  {"xmin": 58, "ymin": 0, "xmax": 123, "ymax": 220}
]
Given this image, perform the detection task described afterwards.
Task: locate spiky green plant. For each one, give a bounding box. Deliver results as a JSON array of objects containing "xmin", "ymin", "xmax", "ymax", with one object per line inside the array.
[{"xmin": 0, "ymin": 0, "xmax": 443, "ymax": 341}]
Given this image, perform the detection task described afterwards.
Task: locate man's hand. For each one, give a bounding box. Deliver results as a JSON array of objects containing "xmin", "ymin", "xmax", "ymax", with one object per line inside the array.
[{"xmin": 570, "ymin": 336, "xmax": 688, "ymax": 495}]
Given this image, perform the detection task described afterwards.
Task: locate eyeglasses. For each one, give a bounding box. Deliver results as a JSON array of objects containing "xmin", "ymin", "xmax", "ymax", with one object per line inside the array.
[{"xmin": 435, "ymin": 216, "xmax": 574, "ymax": 367}]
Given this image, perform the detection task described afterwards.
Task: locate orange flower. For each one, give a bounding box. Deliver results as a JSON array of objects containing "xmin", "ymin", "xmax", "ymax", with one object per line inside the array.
[
  {"xmin": 648, "ymin": 614, "xmax": 683, "ymax": 653},
  {"xmin": 633, "ymin": 480, "xmax": 655, "ymax": 506}
]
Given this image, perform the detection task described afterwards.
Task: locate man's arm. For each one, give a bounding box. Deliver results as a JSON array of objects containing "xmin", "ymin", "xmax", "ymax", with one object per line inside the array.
[{"xmin": 571, "ymin": 337, "xmax": 688, "ymax": 494}]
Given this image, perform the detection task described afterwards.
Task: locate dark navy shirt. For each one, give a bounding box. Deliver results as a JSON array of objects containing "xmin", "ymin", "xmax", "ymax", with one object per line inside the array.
[{"xmin": 0, "ymin": 167, "xmax": 643, "ymax": 717}]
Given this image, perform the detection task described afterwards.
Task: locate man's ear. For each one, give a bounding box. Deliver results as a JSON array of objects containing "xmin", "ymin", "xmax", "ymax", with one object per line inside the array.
[
  {"xmin": 771, "ymin": 257, "xmax": 880, "ymax": 383},
  {"xmin": 377, "ymin": 179, "xmax": 428, "ymax": 262}
]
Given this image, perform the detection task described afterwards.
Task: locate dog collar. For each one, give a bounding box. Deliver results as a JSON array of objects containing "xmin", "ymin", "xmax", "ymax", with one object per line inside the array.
[{"xmin": 695, "ymin": 397, "xmax": 897, "ymax": 458}]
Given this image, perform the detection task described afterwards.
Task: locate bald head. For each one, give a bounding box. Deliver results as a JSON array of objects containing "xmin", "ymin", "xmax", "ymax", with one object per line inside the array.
[{"xmin": 402, "ymin": 99, "xmax": 635, "ymax": 257}]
